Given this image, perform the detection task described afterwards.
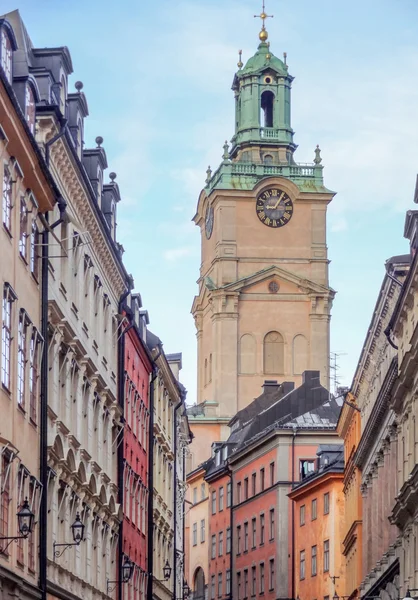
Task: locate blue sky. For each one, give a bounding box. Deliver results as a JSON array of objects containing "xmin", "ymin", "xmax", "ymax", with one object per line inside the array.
[{"xmin": 5, "ymin": 0, "xmax": 418, "ymax": 399}]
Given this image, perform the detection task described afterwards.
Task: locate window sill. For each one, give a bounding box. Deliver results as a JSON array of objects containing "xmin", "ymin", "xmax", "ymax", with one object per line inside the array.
[
  {"xmin": 243, "ymin": 550, "xmax": 248, "ymax": 554},
  {"xmin": 260, "ymin": 542, "xmax": 264, "ymax": 547},
  {"xmin": 3, "ymin": 224, "xmax": 12, "ymax": 239},
  {"xmin": 17, "ymin": 403, "xmax": 26, "ymax": 416},
  {"xmin": 269, "ymin": 538, "xmax": 274, "ymax": 542},
  {"xmin": 1, "ymin": 383, "xmax": 11, "ymax": 396}
]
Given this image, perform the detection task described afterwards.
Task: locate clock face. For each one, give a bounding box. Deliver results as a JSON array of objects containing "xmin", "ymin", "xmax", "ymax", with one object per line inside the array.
[
  {"xmin": 256, "ymin": 188, "xmax": 294, "ymax": 228},
  {"xmin": 205, "ymin": 205, "xmax": 214, "ymax": 239}
]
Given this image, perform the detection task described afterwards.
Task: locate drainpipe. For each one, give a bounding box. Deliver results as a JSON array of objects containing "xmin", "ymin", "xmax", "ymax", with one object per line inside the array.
[
  {"xmin": 39, "ymin": 214, "xmax": 49, "ymax": 600},
  {"xmin": 291, "ymin": 426, "xmax": 298, "ymax": 600},
  {"xmin": 228, "ymin": 466, "xmax": 233, "ymax": 599},
  {"xmin": 147, "ymin": 352, "xmax": 161, "ymax": 600},
  {"xmin": 173, "ymin": 397, "xmax": 183, "ymax": 600},
  {"xmin": 117, "ymin": 288, "xmax": 131, "ymax": 600}
]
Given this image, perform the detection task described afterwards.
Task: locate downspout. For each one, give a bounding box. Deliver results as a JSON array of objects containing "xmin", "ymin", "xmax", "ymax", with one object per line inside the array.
[
  {"xmin": 39, "ymin": 214, "xmax": 49, "ymax": 600},
  {"xmin": 147, "ymin": 350, "xmax": 161, "ymax": 600},
  {"xmin": 291, "ymin": 426, "xmax": 298, "ymax": 600},
  {"xmin": 228, "ymin": 466, "xmax": 233, "ymax": 599},
  {"xmin": 173, "ymin": 397, "xmax": 183, "ymax": 600},
  {"xmin": 117, "ymin": 288, "xmax": 131, "ymax": 600}
]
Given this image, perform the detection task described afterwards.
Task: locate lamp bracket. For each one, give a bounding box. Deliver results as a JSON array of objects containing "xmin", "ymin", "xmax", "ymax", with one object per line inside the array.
[{"xmin": 53, "ymin": 540, "xmax": 80, "ymax": 559}]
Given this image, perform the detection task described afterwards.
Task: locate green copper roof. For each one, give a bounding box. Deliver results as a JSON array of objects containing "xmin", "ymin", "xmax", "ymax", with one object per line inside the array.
[{"xmin": 240, "ymin": 42, "xmax": 287, "ymax": 77}]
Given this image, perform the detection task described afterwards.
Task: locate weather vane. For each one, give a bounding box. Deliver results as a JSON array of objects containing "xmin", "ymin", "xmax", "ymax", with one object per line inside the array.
[{"xmin": 254, "ymin": 1, "xmax": 273, "ymax": 42}]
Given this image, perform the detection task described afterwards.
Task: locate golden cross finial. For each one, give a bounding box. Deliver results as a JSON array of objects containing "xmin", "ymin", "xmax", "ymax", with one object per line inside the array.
[{"xmin": 254, "ymin": 1, "xmax": 273, "ymax": 42}]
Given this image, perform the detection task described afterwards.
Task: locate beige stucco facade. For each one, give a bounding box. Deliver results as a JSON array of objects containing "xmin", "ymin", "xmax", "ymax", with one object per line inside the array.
[{"xmin": 192, "ymin": 176, "xmax": 334, "ymax": 421}]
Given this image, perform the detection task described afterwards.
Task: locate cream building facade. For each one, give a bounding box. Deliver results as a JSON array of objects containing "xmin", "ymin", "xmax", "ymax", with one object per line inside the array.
[
  {"xmin": 0, "ymin": 24, "xmax": 56, "ymax": 598},
  {"xmin": 189, "ymin": 22, "xmax": 335, "ymax": 465}
]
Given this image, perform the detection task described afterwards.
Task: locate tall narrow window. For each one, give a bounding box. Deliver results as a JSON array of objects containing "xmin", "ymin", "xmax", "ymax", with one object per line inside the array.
[
  {"xmin": 237, "ymin": 525, "xmax": 241, "ymax": 554},
  {"xmin": 270, "ymin": 462, "xmax": 275, "ymax": 486},
  {"xmin": 269, "ymin": 559, "xmax": 274, "ymax": 590},
  {"xmin": 300, "ymin": 504, "xmax": 305, "ymax": 526},
  {"xmin": 226, "ymin": 527, "xmax": 231, "ymax": 553},
  {"xmin": 17, "ymin": 473, "xmax": 24, "ymax": 565},
  {"xmin": 2, "ymin": 165, "xmax": 12, "ymax": 232},
  {"xmin": 17, "ymin": 310, "xmax": 29, "ymax": 408},
  {"xmin": 0, "ymin": 455, "xmax": 10, "ymax": 553},
  {"xmin": 192, "ymin": 522, "xmax": 197, "ymax": 546},
  {"xmin": 219, "ymin": 530, "xmax": 224, "ymax": 556},
  {"xmin": 226, "ymin": 569, "xmax": 231, "ymax": 596},
  {"xmin": 312, "ymin": 498, "xmax": 317, "ymax": 520},
  {"xmin": 201, "ymin": 482, "xmax": 206, "ymax": 499},
  {"xmin": 269, "ymin": 509, "xmax": 275, "ymax": 541},
  {"xmin": 251, "ymin": 566, "xmax": 256, "ymax": 597},
  {"xmin": 237, "ymin": 481, "xmax": 242, "ymax": 503},
  {"xmin": 227, "ymin": 481, "xmax": 232, "ymax": 507},
  {"xmin": 264, "ymin": 331, "xmax": 284, "ymax": 374},
  {"xmin": 237, "ymin": 572, "xmax": 241, "ymax": 600},
  {"xmin": 28, "ymin": 481, "xmax": 35, "ymax": 571},
  {"xmin": 311, "ymin": 545, "xmax": 317, "ymax": 576},
  {"xmin": 324, "ymin": 540, "xmax": 330, "ymax": 572},
  {"xmin": 211, "ymin": 534, "xmax": 216, "ymax": 559},
  {"xmin": 19, "ymin": 197, "xmax": 28, "ymax": 259},
  {"xmin": 219, "ymin": 486, "xmax": 224, "ymax": 511},
  {"xmin": 2, "ymin": 286, "xmax": 14, "ymax": 389},
  {"xmin": 244, "ymin": 478, "xmax": 249, "ymax": 500},
  {"xmin": 324, "ymin": 492, "xmax": 330, "ymax": 514},
  {"xmin": 211, "ymin": 490, "xmax": 216, "ymax": 515},
  {"xmin": 260, "ymin": 514, "xmax": 265, "ymax": 545},
  {"xmin": 252, "ymin": 517, "xmax": 256, "ymax": 548},
  {"xmin": 261, "ymin": 90, "xmax": 274, "ymax": 128},
  {"xmin": 30, "ymin": 222, "xmax": 40, "ymax": 280},
  {"xmin": 1, "ymin": 29, "xmax": 13, "ymax": 83},
  {"xmin": 26, "ymin": 84, "xmax": 36, "ymax": 135},
  {"xmin": 260, "ymin": 468, "xmax": 265, "ymax": 491},
  {"xmin": 200, "ymin": 519, "xmax": 205, "ymax": 543},
  {"xmin": 211, "ymin": 575, "xmax": 215, "ymax": 600},
  {"xmin": 244, "ymin": 570, "xmax": 248, "ymax": 599},
  {"xmin": 260, "ymin": 563, "xmax": 265, "ymax": 594},
  {"xmin": 218, "ymin": 573, "xmax": 223, "ymax": 598},
  {"xmin": 251, "ymin": 473, "xmax": 256, "ymax": 496},
  {"xmin": 300, "ymin": 550, "xmax": 306, "ymax": 580},
  {"xmin": 244, "ymin": 522, "xmax": 248, "ymax": 552}
]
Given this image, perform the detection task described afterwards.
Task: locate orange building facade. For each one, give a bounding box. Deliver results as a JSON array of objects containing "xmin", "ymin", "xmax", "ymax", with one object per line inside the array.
[
  {"xmin": 337, "ymin": 396, "xmax": 362, "ymax": 600},
  {"xmin": 289, "ymin": 446, "xmax": 345, "ymax": 600}
]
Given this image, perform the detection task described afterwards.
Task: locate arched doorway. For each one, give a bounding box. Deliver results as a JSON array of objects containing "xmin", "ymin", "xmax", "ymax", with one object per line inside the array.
[{"xmin": 193, "ymin": 567, "xmax": 205, "ymax": 600}]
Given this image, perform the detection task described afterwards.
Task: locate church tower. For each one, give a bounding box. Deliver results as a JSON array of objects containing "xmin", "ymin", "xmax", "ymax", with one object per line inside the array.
[{"xmin": 190, "ymin": 6, "xmax": 336, "ymax": 448}]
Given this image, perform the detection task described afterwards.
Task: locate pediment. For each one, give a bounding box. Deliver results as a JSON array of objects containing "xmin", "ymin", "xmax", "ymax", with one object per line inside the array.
[{"xmin": 221, "ymin": 265, "xmax": 335, "ymax": 297}]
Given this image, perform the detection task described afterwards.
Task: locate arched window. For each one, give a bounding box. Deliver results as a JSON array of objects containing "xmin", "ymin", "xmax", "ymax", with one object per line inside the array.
[
  {"xmin": 26, "ymin": 84, "xmax": 36, "ymax": 135},
  {"xmin": 263, "ymin": 331, "xmax": 284, "ymax": 374},
  {"xmin": 59, "ymin": 74, "xmax": 66, "ymax": 116},
  {"xmin": 1, "ymin": 29, "xmax": 13, "ymax": 83},
  {"xmin": 263, "ymin": 154, "xmax": 273, "ymax": 165},
  {"xmin": 239, "ymin": 334, "xmax": 256, "ymax": 374},
  {"xmin": 293, "ymin": 334, "xmax": 308, "ymax": 375},
  {"xmin": 261, "ymin": 90, "xmax": 274, "ymax": 128},
  {"xmin": 194, "ymin": 567, "xmax": 205, "ymax": 600}
]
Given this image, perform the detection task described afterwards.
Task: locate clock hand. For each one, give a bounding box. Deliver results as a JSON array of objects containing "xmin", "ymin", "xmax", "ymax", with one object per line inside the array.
[{"xmin": 266, "ymin": 198, "xmax": 280, "ymax": 210}]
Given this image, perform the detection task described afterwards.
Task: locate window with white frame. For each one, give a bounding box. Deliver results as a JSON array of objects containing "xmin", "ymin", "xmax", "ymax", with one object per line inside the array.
[
  {"xmin": 192, "ymin": 522, "xmax": 197, "ymax": 546},
  {"xmin": 300, "ymin": 550, "xmax": 306, "ymax": 580},
  {"xmin": 200, "ymin": 519, "xmax": 205, "ymax": 543},
  {"xmin": 17, "ymin": 310, "xmax": 30, "ymax": 408},
  {"xmin": 1, "ymin": 29, "xmax": 13, "ymax": 83},
  {"xmin": 324, "ymin": 539, "xmax": 330, "ymax": 572},
  {"xmin": 19, "ymin": 197, "xmax": 28, "ymax": 259},
  {"xmin": 2, "ymin": 285, "xmax": 15, "ymax": 389},
  {"xmin": 2, "ymin": 165, "xmax": 12, "ymax": 231},
  {"xmin": 226, "ymin": 569, "xmax": 231, "ymax": 596}
]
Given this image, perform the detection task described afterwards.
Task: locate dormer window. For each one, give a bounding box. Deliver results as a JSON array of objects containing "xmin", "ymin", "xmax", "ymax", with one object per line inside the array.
[
  {"xmin": 76, "ymin": 117, "xmax": 83, "ymax": 155},
  {"xmin": 97, "ymin": 168, "xmax": 103, "ymax": 203},
  {"xmin": 26, "ymin": 84, "xmax": 36, "ymax": 135},
  {"xmin": 1, "ymin": 29, "xmax": 13, "ymax": 83}
]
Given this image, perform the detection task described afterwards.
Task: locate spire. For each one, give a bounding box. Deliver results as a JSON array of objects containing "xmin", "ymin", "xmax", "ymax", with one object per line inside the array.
[{"xmin": 254, "ymin": 0, "xmax": 273, "ymax": 43}]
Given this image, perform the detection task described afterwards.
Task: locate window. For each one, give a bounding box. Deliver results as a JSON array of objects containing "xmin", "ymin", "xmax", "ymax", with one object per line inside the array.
[
  {"xmin": 237, "ymin": 572, "xmax": 241, "ymax": 600},
  {"xmin": 30, "ymin": 222, "xmax": 40, "ymax": 280},
  {"xmin": 212, "ymin": 490, "xmax": 216, "ymax": 514},
  {"xmin": 252, "ymin": 517, "xmax": 256, "ymax": 548},
  {"xmin": 26, "ymin": 84, "xmax": 36, "ymax": 134},
  {"xmin": 300, "ymin": 550, "xmax": 306, "ymax": 580},
  {"xmin": 219, "ymin": 486, "xmax": 224, "ymax": 511},
  {"xmin": 244, "ymin": 569, "xmax": 248, "ymax": 599},
  {"xmin": 2, "ymin": 286, "xmax": 14, "ymax": 389},
  {"xmin": 227, "ymin": 481, "xmax": 232, "ymax": 507},
  {"xmin": 219, "ymin": 530, "xmax": 224, "ymax": 556},
  {"xmin": 201, "ymin": 482, "xmax": 206, "ymax": 499},
  {"xmin": 226, "ymin": 527, "xmax": 231, "ymax": 553},
  {"xmin": 211, "ymin": 534, "xmax": 216, "ymax": 559},
  {"xmin": 200, "ymin": 519, "xmax": 205, "ymax": 543},
  {"xmin": 311, "ymin": 545, "xmax": 317, "ymax": 576},
  {"xmin": 237, "ymin": 525, "xmax": 241, "ymax": 554},
  {"xmin": 270, "ymin": 462, "xmax": 275, "ymax": 486},
  {"xmin": 244, "ymin": 522, "xmax": 248, "ymax": 552},
  {"xmin": 244, "ymin": 477, "xmax": 249, "ymax": 500},
  {"xmin": 300, "ymin": 459, "xmax": 316, "ymax": 479},
  {"xmin": 218, "ymin": 573, "xmax": 223, "ymax": 598},
  {"xmin": 192, "ymin": 522, "xmax": 197, "ymax": 546},
  {"xmin": 211, "ymin": 575, "xmax": 215, "ymax": 600},
  {"xmin": 193, "ymin": 487, "xmax": 197, "ymax": 504},
  {"xmin": 269, "ymin": 559, "xmax": 274, "ymax": 591},
  {"xmin": 300, "ymin": 504, "xmax": 305, "ymax": 526},
  {"xmin": 251, "ymin": 566, "xmax": 256, "ymax": 597},
  {"xmin": 312, "ymin": 498, "xmax": 317, "ymax": 520},
  {"xmin": 324, "ymin": 492, "xmax": 330, "ymax": 514},
  {"xmin": 17, "ymin": 310, "xmax": 29, "ymax": 408},
  {"xmin": 2, "ymin": 165, "xmax": 12, "ymax": 232},
  {"xmin": 263, "ymin": 154, "xmax": 273, "ymax": 165},
  {"xmin": 251, "ymin": 473, "xmax": 256, "ymax": 496},
  {"xmin": 226, "ymin": 569, "xmax": 231, "ymax": 596},
  {"xmin": 19, "ymin": 197, "xmax": 28, "ymax": 259},
  {"xmin": 260, "ymin": 513, "xmax": 265, "ymax": 544},
  {"xmin": 260, "ymin": 563, "xmax": 265, "ymax": 594},
  {"xmin": 260, "ymin": 468, "xmax": 265, "ymax": 491},
  {"xmin": 269, "ymin": 509, "xmax": 275, "ymax": 540},
  {"xmin": 324, "ymin": 540, "xmax": 329, "ymax": 572},
  {"xmin": 261, "ymin": 90, "xmax": 274, "ymax": 127},
  {"xmin": 1, "ymin": 29, "xmax": 13, "ymax": 83},
  {"xmin": 0, "ymin": 455, "xmax": 10, "ymax": 553},
  {"xmin": 263, "ymin": 331, "xmax": 284, "ymax": 374},
  {"xmin": 237, "ymin": 482, "xmax": 242, "ymax": 503}
]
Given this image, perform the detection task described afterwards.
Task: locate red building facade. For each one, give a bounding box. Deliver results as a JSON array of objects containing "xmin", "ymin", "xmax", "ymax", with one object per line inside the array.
[{"xmin": 122, "ymin": 295, "xmax": 152, "ymax": 600}]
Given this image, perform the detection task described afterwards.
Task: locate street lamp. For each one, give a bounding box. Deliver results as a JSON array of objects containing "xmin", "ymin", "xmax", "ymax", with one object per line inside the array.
[
  {"xmin": 53, "ymin": 512, "xmax": 85, "ymax": 559},
  {"xmin": 402, "ymin": 590, "xmax": 418, "ymax": 600},
  {"xmin": 0, "ymin": 498, "xmax": 35, "ymax": 554},
  {"xmin": 183, "ymin": 580, "xmax": 191, "ymax": 599},
  {"xmin": 107, "ymin": 556, "xmax": 134, "ymax": 594},
  {"xmin": 163, "ymin": 559, "xmax": 172, "ymax": 581}
]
